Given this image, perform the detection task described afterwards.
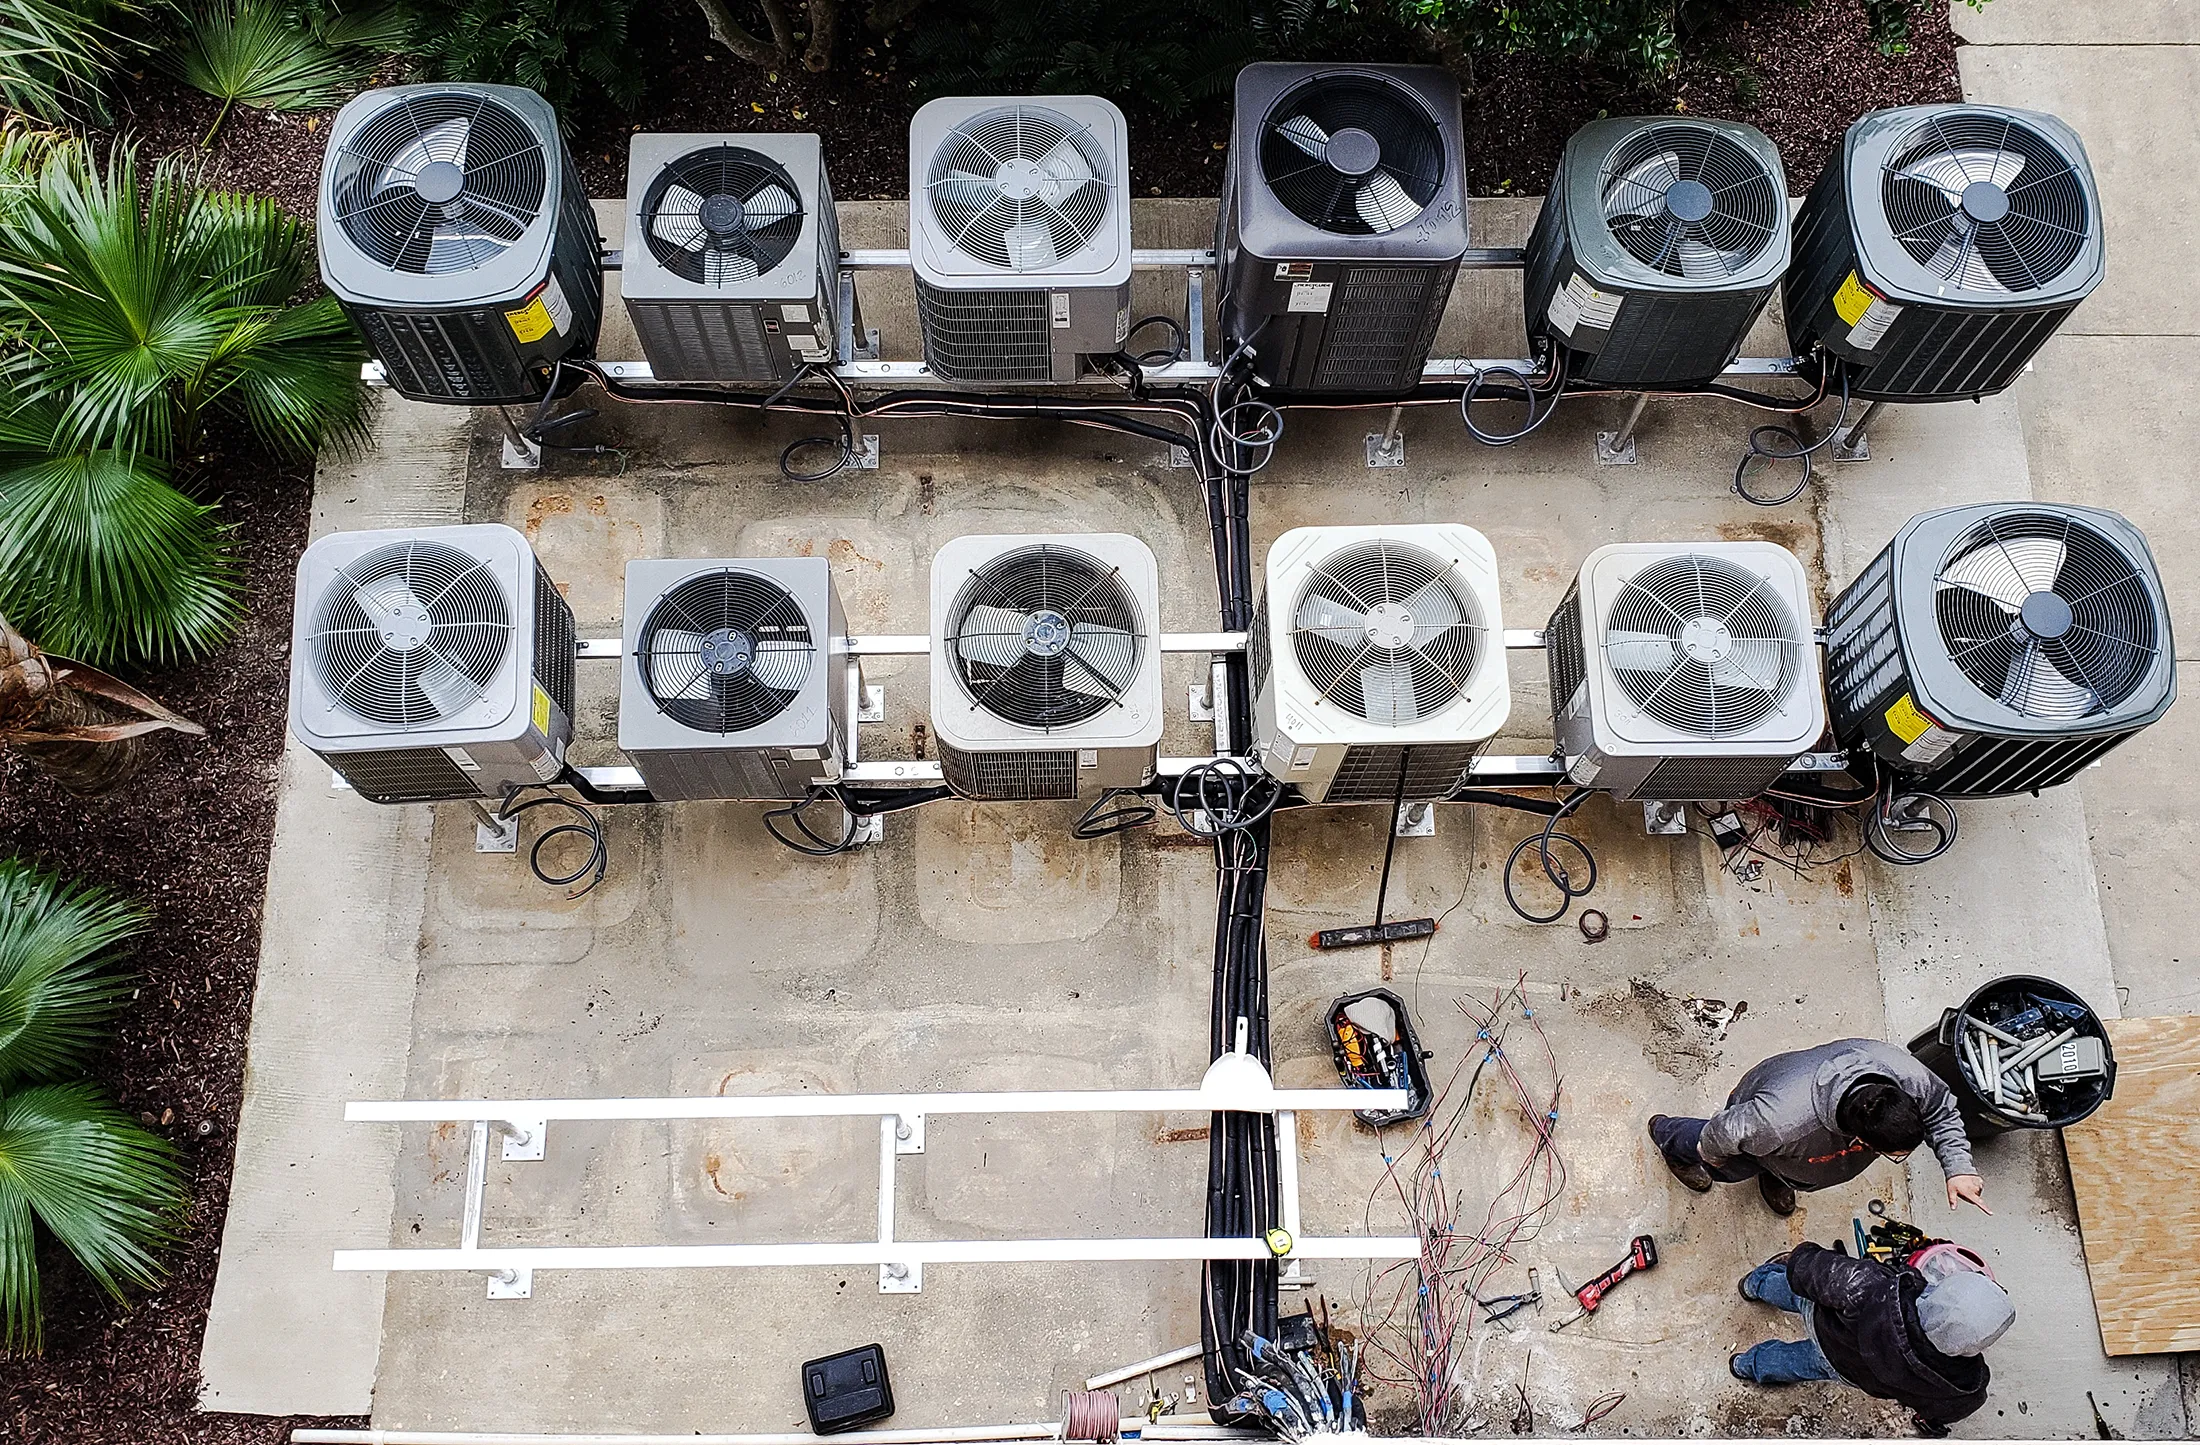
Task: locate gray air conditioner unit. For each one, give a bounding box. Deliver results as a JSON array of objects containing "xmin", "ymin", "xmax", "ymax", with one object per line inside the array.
[
  {"xmin": 618, "ymin": 559, "xmax": 849, "ymax": 801},
  {"xmin": 1548, "ymin": 543, "xmax": 1825, "ymax": 802},
  {"xmin": 1523, "ymin": 116, "xmax": 1790, "ymax": 389},
  {"xmin": 909, "ymin": 96, "xmax": 1133, "ymax": 383},
  {"xmin": 621, "ymin": 134, "xmax": 840, "ymax": 382},
  {"xmin": 319, "ymin": 84, "xmax": 602, "ymax": 405},
  {"xmin": 1786, "ymin": 105, "xmax": 2104, "ymax": 403},
  {"xmin": 929, "ymin": 535, "xmax": 1162, "ymax": 800},
  {"xmin": 289, "ymin": 524, "xmax": 575, "ymax": 804},
  {"xmin": 1824, "ymin": 503, "xmax": 2174, "ymax": 798},
  {"xmin": 1252, "ymin": 525, "xmax": 1509, "ymax": 804},
  {"xmin": 1217, "ymin": 63, "xmax": 1468, "ymax": 397}
]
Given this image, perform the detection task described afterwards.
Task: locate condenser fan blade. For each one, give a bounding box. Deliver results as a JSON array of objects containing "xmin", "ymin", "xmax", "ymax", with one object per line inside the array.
[
  {"xmin": 956, "ymin": 605, "xmax": 1032, "ymax": 668},
  {"xmin": 378, "ymin": 117, "xmax": 469, "ymax": 192},
  {"xmin": 1604, "ymin": 151, "xmax": 1683, "ymax": 218},
  {"xmin": 1355, "ymin": 170, "xmax": 1422, "ymax": 233},
  {"xmin": 1036, "ymin": 137, "xmax": 1094, "ymax": 192},
  {"xmin": 648, "ymin": 628, "xmax": 713, "ymax": 700},
  {"xmin": 1678, "ymin": 238, "xmax": 1744, "ymax": 280},
  {"xmin": 743, "ymin": 182, "xmax": 799, "ymax": 226},
  {"xmin": 1400, "ymin": 577, "xmax": 1464, "ymax": 644},
  {"xmin": 1939, "ymin": 537, "xmax": 2066, "ymax": 610},
  {"xmin": 1604, "ymin": 630, "xmax": 1681, "ymax": 673},
  {"xmin": 1003, "ymin": 222, "xmax": 1057, "ymax": 269},
  {"xmin": 1997, "ymin": 641, "xmax": 2099, "ymax": 715},
  {"xmin": 1713, "ymin": 637, "xmax": 1786, "ymax": 692},
  {"xmin": 1278, "ymin": 114, "xmax": 1330, "ymax": 161},
  {"xmin": 703, "ymin": 248, "xmax": 760, "ymax": 285},
  {"xmin": 651, "ymin": 184, "xmax": 710, "ymax": 251},
  {"xmin": 934, "ymin": 171, "xmax": 998, "ymax": 212},
  {"xmin": 752, "ymin": 639, "xmax": 810, "ymax": 692},
  {"xmin": 1358, "ymin": 657, "xmax": 1421, "ymax": 725},
  {"xmin": 1927, "ymin": 231, "xmax": 2009, "ymax": 292},
  {"xmin": 354, "ymin": 580, "xmax": 427, "ymax": 628},
  {"xmin": 1294, "ymin": 593, "xmax": 1366, "ymax": 649},
  {"xmin": 1062, "ymin": 623, "xmax": 1134, "ymax": 699},
  {"xmin": 1897, "ymin": 149, "xmax": 2027, "ymax": 203},
  {"xmin": 414, "ymin": 653, "xmax": 480, "ymax": 719}
]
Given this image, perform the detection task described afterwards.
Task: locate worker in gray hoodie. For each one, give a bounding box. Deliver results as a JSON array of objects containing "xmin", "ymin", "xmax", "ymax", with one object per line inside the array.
[{"xmin": 1648, "ymin": 1038, "xmax": 1988, "ymax": 1217}]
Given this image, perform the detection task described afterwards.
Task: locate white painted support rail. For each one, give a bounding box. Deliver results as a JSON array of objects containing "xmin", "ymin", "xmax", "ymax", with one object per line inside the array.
[{"xmin": 338, "ymin": 1051, "xmax": 1419, "ymax": 1296}]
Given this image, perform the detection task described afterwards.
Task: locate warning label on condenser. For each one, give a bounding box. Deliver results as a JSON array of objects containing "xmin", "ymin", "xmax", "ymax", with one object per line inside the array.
[
  {"xmin": 1884, "ymin": 692, "xmax": 1960, "ymax": 765},
  {"xmin": 1546, "ymin": 273, "xmax": 1622, "ymax": 337},
  {"xmin": 1834, "ymin": 271, "xmax": 1902, "ymax": 352},
  {"xmin": 504, "ymin": 274, "xmax": 574, "ymax": 344}
]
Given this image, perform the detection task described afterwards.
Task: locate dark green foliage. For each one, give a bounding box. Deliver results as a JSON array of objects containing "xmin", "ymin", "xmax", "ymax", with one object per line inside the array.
[
  {"xmin": 898, "ymin": 0, "xmax": 1263, "ymax": 117},
  {"xmin": 0, "ymin": 0, "xmax": 129, "ymax": 125},
  {"xmin": 406, "ymin": 0, "xmax": 642, "ymax": 118}
]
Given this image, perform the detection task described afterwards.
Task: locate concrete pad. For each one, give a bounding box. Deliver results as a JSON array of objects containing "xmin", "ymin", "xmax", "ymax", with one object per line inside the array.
[
  {"xmin": 1953, "ymin": 0, "xmax": 2200, "ymax": 46},
  {"xmin": 2081, "ymin": 698, "xmax": 2200, "ymax": 1016},
  {"xmin": 1958, "ymin": 45, "xmax": 2200, "ymax": 338}
]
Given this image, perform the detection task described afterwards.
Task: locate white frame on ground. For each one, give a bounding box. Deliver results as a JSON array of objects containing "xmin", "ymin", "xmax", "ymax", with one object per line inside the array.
[{"xmin": 337, "ymin": 1043, "xmax": 1419, "ymax": 1298}]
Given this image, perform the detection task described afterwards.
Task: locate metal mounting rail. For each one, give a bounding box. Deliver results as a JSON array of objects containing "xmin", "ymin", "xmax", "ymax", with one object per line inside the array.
[{"xmin": 335, "ymin": 1050, "xmax": 1417, "ymax": 1298}]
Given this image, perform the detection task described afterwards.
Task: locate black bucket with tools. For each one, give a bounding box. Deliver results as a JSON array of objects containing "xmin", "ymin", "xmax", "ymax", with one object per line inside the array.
[{"xmin": 1907, "ymin": 974, "xmax": 2117, "ymax": 1136}]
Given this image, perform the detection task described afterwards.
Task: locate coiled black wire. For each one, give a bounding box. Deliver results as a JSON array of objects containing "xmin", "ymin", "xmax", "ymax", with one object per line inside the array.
[
  {"xmin": 1459, "ymin": 349, "xmax": 1569, "ymax": 447},
  {"xmin": 1170, "ymin": 757, "xmax": 1285, "ymax": 839},
  {"xmin": 1863, "ymin": 783, "xmax": 1959, "ymax": 866},
  {"xmin": 1501, "ymin": 787, "xmax": 1598, "ymax": 924},
  {"xmin": 1733, "ymin": 362, "xmax": 1852, "ymax": 507},
  {"xmin": 762, "ymin": 783, "xmax": 958, "ymax": 856},
  {"xmin": 1072, "ymin": 788, "xmax": 1158, "ymax": 840},
  {"xmin": 497, "ymin": 784, "xmax": 609, "ymax": 899}
]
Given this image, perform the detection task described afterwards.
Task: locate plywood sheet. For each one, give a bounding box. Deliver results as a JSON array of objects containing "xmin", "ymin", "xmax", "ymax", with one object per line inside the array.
[{"xmin": 2064, "ymin": 1015, "xmax": 2200, "ymax": 1355}]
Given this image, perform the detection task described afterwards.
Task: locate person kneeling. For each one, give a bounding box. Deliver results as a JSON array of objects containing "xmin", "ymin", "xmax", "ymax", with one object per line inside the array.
[{"xmin": 1730, "ymin": 1242, "xmax": 2013, "ymax": 1436}]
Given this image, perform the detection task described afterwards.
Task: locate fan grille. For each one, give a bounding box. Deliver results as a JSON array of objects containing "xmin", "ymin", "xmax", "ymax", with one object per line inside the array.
[
  {"xmin": 332, "ymin": 91, "xmax": 549, "ymax": 275},
  {"xmin": 311, "ymin": 540, "xmax": 512, "ymax": 729},
  {"xmin": 925, "ymin": 105, "xmax": 1113, "ymax": 271},
  {"xmin": 947, "ymin": 544, "xmax": 1144, "ymax": 730},
  {"xmin": 1258, "ymin": 76, "xmax": 1444, "ymax": 237},
  {"xmin": 638, "ymin": 570, "xmax": 815, "ymax": 734},
  {"xmin": 1598, "ymin": 124, "xmax": 1781, "ymax": 279},
  {"xmin": 1290, "ymin": 540, "xmax": 1484, "ymax": 725},
  {"xmin": 1603, "ymin": 555, "xmax": 1803, "ymax": 735},
  {"xmin": 1933, "ymin": 511, "xmax": 2159, "ymax": 722},
  {"xmin": 1881, "ymin": 111, "xmax": 2090, "ymax": 294},
  {"xmin": 642, "ymin": 145, "xmax": 805, "ymax": 286}
]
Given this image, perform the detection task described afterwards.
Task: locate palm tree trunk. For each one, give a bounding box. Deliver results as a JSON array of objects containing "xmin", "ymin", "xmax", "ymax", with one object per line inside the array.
[
  {"xmin": 0, "ymin": 615, "xmax": 205, "ymax": 797},
  {"xmin": 10, "ymin": 689, "xmax": 146, "ymax": 795}
]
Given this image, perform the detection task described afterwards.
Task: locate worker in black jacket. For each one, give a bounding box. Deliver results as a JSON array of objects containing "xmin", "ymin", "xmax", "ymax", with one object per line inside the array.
[{"xmin": 1730, "ymin": 1243, "xmax": 2013, "ymax": 1433}]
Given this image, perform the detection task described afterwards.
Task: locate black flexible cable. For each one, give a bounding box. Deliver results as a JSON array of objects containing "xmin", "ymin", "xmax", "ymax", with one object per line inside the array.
[
  {"xmin": 1372, "ymin": 756, "xmax": 1409, "ymax": 928},
  {"xmin": 1072, "ymin": 788, "xmax": 1157, "ymax": 839},
  {"xmin": 1460, "ymin": 349, "xmax": 1568, "ymax": 447},
  {"xmin": 1733, "ymin": 363, "xmax": 1852, "ymax": 507},
  {"xmin": 1501, "ymin": 787, "xmax": 1598, "ymax": 924},
  {"xmin": 497, "ymin": 784, "xmax": 609, "ymax": 898}
]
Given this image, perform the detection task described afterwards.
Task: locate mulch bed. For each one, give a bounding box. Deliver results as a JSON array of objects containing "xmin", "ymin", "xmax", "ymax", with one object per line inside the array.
[
  {"xmin": 0, "ymin": 441, "xmax": 362, "ymax": 1444},
  {"xmin": 2, "ymin": 1, "xmax": 1959, "ymax": 1439}
]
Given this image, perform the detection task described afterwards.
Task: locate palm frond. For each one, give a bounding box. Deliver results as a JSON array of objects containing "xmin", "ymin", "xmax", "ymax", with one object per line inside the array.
[
  {"xmin": 0, "ymin": 0, "xmax": 128, "ymax": 126},
  {"xmin": 0, "ymin": 861, "xmax": 144, "ymax": 1089},
  {"xmin": 0, "ymin": 398, "xmax": 241, "ymax": 667},
  {"xmin": 0, "ymin": 1082, "xmax": 187, "ymax": 1353},
  {"xmin": 160, "ymin": 0, "xmax": 368, "ymax": 113}
]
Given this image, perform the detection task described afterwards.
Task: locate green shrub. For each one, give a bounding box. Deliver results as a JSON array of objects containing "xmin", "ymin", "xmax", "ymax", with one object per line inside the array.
[
  {"xmin": 0, "ymin": 0, "xmax": 129, "ymax": 125},
  {"xmin": 0, "ymin": 859, "xmax": 186, "ymax": 1355},
  {"xmin": 158, "ymin": 0, "xmax": 377, "ymax": 143},
  {"xmin": 0, "ymin": 142, "xmax": 369, "ymax": 666},
  {"xmin": 408, "ymin": 0, "xmax": 642, "ymax": 117}
]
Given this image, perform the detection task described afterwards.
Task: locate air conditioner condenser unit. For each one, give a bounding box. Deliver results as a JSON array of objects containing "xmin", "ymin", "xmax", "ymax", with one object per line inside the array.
[{"xmin": 289, "ymin": 524, "xmax": 576, "ymax": 803}]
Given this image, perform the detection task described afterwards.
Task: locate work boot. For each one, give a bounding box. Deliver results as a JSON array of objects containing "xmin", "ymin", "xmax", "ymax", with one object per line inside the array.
[
  {"xmin": 1648, "ymin": 1116, "xmax": 1714, "ymax": 1192},
  {"xmin": 1759, "ymin": 1173, "xmax": 1797, "ymax": 1217}
]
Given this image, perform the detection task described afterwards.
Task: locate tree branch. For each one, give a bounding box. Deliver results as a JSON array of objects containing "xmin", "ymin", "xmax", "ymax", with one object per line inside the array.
[
  {"xmin": 802, "ymin": 0, "xmax": 839, "ymax": 71},
  {"xmin": 691, "ymin": 0, "xmax": 786, "ymax": 67}
]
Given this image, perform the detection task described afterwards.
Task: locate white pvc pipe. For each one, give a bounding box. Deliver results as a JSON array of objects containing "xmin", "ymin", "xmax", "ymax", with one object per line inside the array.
[
  {"xmin": 334, "ymin": 1233, "xmax": 1419, "ymax": 1273},
  {"xmin": 292, "ymin": 1421, "xmax": 1254, "ymax": 1445},
  {"xmin": 345, "ymin": 1086, "xmax": 1407, "ymax": 1126},
  {"xmin": 1084, "ymin": 1342, "xmax": 1204, "ymax": 1391}
]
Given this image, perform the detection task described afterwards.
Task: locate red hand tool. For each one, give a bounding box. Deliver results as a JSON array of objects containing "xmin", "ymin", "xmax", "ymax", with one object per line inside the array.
[{"xmin": 1548, "ymin": 1234, "xmax": 1658, "ymax": 1331}]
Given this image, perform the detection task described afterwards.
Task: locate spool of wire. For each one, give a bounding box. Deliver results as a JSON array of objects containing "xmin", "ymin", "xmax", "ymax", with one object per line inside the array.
[{"xmin": 1062, "ymin": 1390, "xmax": 1121, "ymax": 1442}]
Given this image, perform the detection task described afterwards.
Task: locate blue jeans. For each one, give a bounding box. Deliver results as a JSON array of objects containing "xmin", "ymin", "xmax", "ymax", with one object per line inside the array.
[{"xmin": 1733, "ymin": 1261, "xmax": 1841, "ymax": 1385}]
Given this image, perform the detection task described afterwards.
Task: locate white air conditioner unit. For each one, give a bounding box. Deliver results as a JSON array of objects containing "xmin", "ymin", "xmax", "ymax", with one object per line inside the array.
[
  {"xmin": 1252, "ymin": 525, "xmax": 1509, "ymax": 804},
  {"xmin": 929, "ymin": 534, "xmax": 1162, "ymax": 799},
  {"xmin": 288, "ymin": 524, "xmax": 575, "ymax": 803},
  {"xmin": 1548, "ymin": 541, "xmax": 1825, "ymax": 801},
  {"xmin": 621, "ymin": 132, "xmax": 840, "ymax": 382},
  {"xmin": 908, "ymin": 95, "xmax": 1132, "ymax": 383},
  {"xmin": 618, "ymin": 558, "xmax": 849, "ymax": 801}
]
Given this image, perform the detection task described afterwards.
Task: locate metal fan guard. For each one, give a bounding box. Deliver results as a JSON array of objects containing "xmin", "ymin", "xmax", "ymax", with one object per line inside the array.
[
  {"xmin": 947, "ymin": 544, "xmax": 1144, "ymax": 730},
  {"xmin": 1257, "ymin": 76, "xmax": 1445, "ymax": 237},
  {"xmin": 1603, "ymin": 554, "xmax": 1802, "ymax": 735},
  {"xmin": 925, "ymin": 105, "xmax": 1113, "ymax": 271},
  {"xmin": 1598, "ymin": 125, "xmax": 1781, "ymax": 278},
  {"xmin": 311, "ymin": 540, "xmax": 513, "ymax": 729},
  {"xmin": 1880, "ymin": 112, "xmax": 2090, "ymax": 294},
  {"xmin": 332, "ymin": 92, "xmax": 549, "ymax": 276},
  {"xmin": 1933, "ymin": 512, "xmax": 2158, "ymax": 721},
  {"xmin": 639, "ymin": 570, "xmax": 816, "ymax": 734},
  {"xmin": 1289, "ymin": 540, "xmax": 1483, "ymax": 723},
  {"xmin": 641, "ymin": 145, "xmax": 805, "ymax": 285}
]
